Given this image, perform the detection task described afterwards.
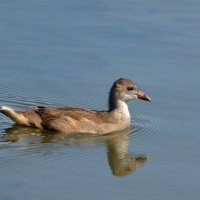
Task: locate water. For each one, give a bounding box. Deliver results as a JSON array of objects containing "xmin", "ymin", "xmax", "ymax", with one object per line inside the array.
[{"xmin": 0, "ymin": 0, "xmax": 200, "ymax": 199}]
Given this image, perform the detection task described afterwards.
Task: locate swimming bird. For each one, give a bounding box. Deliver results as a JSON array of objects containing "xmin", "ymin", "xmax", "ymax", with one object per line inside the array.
[{"xmin": 0, "ymin": 78, "xmax": 151, "ymax": 134}]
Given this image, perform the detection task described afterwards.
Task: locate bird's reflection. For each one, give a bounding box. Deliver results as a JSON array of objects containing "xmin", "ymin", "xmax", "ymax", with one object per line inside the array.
[
  {"xmin": 1, "ymin": 125, "xmax": 148, "ymax": 177},
  {"xmin": 105, "ymin": 129, "xmax": 148, "ymax": 176}
]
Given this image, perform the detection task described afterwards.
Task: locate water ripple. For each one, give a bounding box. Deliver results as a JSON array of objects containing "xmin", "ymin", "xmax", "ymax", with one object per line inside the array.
[{"xmin": 130, "ymin": 113, "xmax": 161, "ymax": 143}]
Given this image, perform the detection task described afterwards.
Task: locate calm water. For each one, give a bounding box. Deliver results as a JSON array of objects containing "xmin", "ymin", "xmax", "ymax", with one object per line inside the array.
[{"xmin": 0, "ymin": 0, "xmax": 200, "ymax": 199}]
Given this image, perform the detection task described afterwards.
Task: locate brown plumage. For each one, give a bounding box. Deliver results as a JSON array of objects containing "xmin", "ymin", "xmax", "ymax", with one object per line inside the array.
[{"xmin": 0, "ymin": 78, "xmax": 151, "ymax": 134}]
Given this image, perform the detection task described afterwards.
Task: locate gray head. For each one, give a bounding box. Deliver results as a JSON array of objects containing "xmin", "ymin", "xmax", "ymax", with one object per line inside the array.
[{"xmin": 109, "ymin": 78, "xmax": 151, "ymax": 110}]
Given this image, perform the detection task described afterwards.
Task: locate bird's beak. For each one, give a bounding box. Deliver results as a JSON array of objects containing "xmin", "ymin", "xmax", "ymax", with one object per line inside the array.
[{"xmin": 137, "ymin": 91, "xmax": 151, "ymax": 102}]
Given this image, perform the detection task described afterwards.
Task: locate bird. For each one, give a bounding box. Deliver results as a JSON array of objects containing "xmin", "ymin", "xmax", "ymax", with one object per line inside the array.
[{"xmin": 0, "ymin": 78, "xmax": 151, "ymax": 134}]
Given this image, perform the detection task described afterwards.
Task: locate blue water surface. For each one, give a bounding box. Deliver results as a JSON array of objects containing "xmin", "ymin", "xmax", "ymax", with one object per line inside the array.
[{"xmin": 0, "ymin": 0, "xmax": 200, "ymax": 200}]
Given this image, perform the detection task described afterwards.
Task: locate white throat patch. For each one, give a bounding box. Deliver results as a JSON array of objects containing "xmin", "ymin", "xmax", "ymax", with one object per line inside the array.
[{"xmin": 117, "ymin": 100, "xmax": 130, "ymax": 119}]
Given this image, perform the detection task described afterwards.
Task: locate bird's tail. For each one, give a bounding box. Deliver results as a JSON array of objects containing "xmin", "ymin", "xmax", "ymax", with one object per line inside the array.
[{"xmin": 0, "ymin": 106, "xmax": 29, "ymax": 125}]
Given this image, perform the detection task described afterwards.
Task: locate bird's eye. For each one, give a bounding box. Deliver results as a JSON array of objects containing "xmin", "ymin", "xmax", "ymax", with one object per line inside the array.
[{"xmin": 127, "ymin": 86, "xmax": 134, "ymax": 91}]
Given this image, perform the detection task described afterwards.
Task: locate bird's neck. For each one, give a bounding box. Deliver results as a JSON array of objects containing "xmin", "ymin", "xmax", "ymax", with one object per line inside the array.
[
  {"xmin": 114, "ymin": 100, "xmax": 130, "ymax": 118},
  {"xmin": 109, "ymin": 94, "xmax": 130, "ymax": 120}
]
